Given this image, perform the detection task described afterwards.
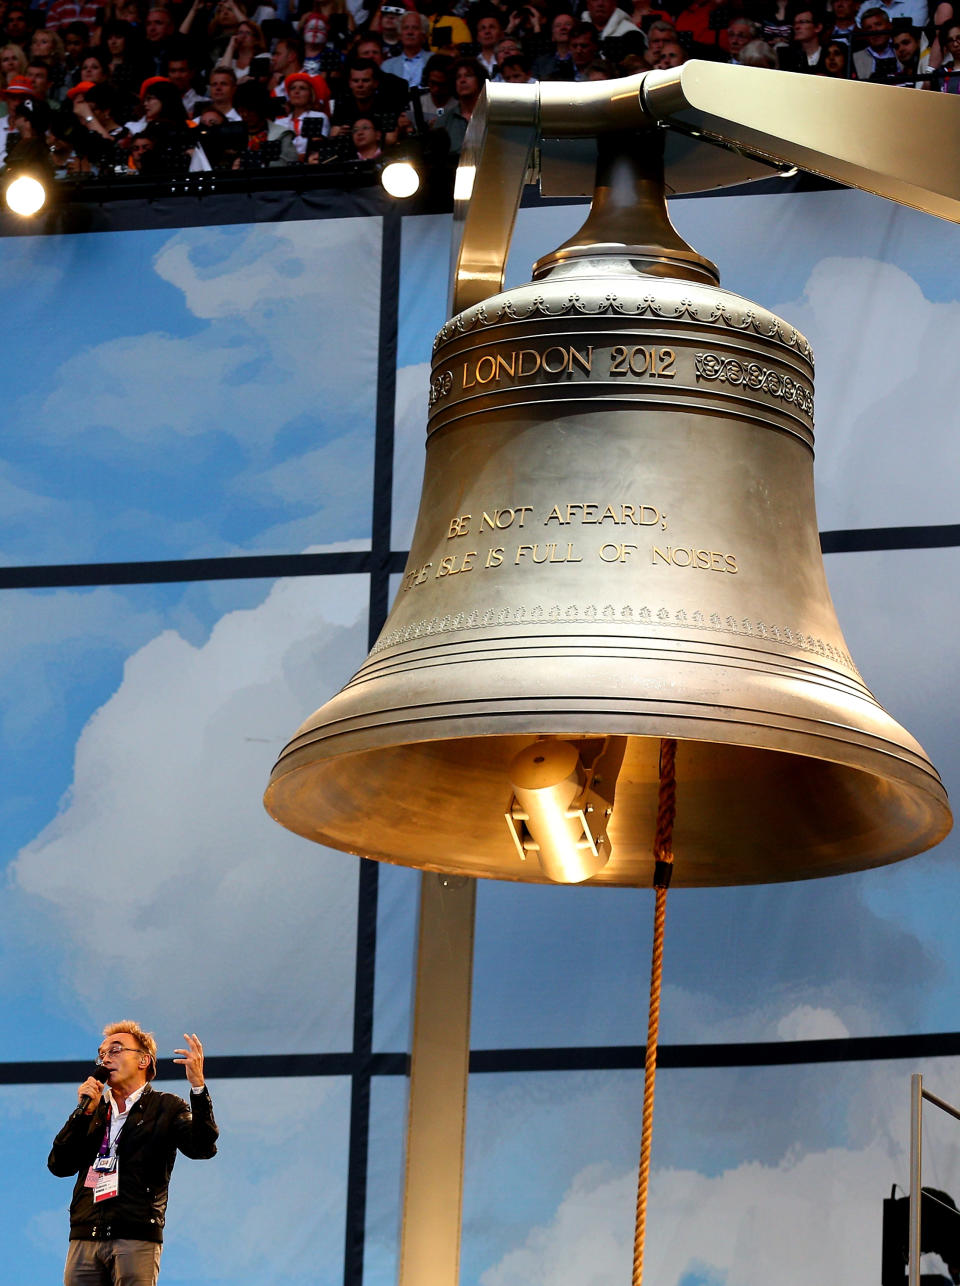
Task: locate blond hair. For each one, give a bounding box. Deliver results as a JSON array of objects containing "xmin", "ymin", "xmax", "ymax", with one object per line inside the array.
[{"xmin": 102, "ymin": 1020, "xmax": 158, "ymax": 1080}]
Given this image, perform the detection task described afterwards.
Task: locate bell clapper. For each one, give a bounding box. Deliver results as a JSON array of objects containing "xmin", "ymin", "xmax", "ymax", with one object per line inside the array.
[{"xmin": 633, "ymin": 737, "xmax": 678, "ymax": 1286}]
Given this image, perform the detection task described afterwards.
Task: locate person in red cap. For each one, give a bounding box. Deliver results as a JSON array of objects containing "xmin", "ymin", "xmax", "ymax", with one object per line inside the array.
[
  {"xmin": 1, "ymin": 74, "xmax": 34, "ymax": 162},
  {"xmin": 123, "ymin": 76, "xmax": 212, "ymax": 170},
  {"xmin": 274, "ymin": 71, "xmax": 329, "ymax": 158}
]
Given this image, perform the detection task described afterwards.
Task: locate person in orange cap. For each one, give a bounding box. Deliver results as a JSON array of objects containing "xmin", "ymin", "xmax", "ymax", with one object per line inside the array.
[
  {"xmin": 274, "ymin": 70, "xmax": 330, "ymax": 157},
  {"xmin": 66, "ymin": 78, "xmax": 97, "ymax": 105}
]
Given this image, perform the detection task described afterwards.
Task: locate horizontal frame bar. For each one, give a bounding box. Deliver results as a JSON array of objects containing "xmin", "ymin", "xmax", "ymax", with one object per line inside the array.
[
  {"xmin": 10, "ymin": 1029, "xmax": 960, "ymax": 1087},
  {"xmin": 0, "ymin": 527, "xmax": 957, "ymax": 592}
]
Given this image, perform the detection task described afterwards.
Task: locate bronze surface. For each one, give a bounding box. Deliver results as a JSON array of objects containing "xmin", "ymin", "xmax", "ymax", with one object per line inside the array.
[
  {"xmin": 265, "ymin": 110, "xmax": 953, "ymax": 888},
  {"xmin": 266, "ymin": 229, "xmax": 950, "ymax": 884}
]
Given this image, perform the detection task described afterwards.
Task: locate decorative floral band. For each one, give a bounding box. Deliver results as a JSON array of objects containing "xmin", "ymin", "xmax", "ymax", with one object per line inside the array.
[
  {"xmin": 695, "ymin": 352, "xmax": 815, "ymax": 418},
  {"xmin": 434, "ymin": 290, "xmax": 815, "ymax": 366}
]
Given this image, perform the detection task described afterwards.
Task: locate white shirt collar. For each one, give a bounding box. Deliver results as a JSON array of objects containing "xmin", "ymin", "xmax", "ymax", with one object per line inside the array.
[{"xmin": 104, "ymin": 1081, "xmax": 147, "ymax": 1115}]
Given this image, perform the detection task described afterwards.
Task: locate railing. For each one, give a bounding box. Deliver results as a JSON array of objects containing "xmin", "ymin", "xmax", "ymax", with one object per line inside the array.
[{"xmin": 909, "ymin": 1073, "xmax": 960, "ymax": 1285}]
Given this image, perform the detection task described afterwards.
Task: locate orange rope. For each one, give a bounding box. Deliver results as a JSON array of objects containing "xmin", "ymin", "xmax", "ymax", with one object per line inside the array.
[{"xmin": 632, "ymin": 738, "xmax": 677, "ymax": 1286}]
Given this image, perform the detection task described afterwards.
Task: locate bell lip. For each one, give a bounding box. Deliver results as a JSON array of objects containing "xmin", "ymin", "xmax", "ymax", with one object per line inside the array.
[
  {"xmin": 263, "ymin": 719, "xmax": 952, "ymax": 888},
  {"xmin": 268, "ymin": 697, "xmax": 945, "ymax": 789}
]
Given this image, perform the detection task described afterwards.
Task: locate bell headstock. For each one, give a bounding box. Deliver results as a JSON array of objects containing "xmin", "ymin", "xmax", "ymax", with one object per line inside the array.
[{"xmin": 451, "ymin": 66, "xmax": 960, "ymax": 312}]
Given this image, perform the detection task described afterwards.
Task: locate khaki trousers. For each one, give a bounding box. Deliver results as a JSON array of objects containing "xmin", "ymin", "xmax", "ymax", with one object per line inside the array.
[{"xmin": 64, "ymin": 1239, "xmax": 162, "ymax": 1286}]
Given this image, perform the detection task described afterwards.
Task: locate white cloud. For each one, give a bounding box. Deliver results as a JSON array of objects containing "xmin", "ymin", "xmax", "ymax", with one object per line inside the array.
[
  {"xmin": 775, "ymin": 1005, "xmax": 851, "ymax": 1042},
  {"xmin": 473, "ymin": 1054, "xmax": 960, "ymax": 1286},
  {"xmin": 24, "ymin": 221, "xmax": 382, "ymax": 452},
  {"xmin": 153, "ymin": 219, "xmax": 373, "ymax": 321},
  {"xmin": 10, "ymin": 568, "xmax": 370, "ymax": 1054},
  {"xmin": 479, "ymin": 1141, "xmax": 893, "ymax": 1286},
  {"xmin": 0, "ymin": 588, "xmax": 166, "ymax": 747},
  {"xmin": 773, "ymin": 257, "xmax": 960, "ymax": 530},
  {"xmin": 657, "ymin": 987, "xmax": 859, "ymax": 1047}
]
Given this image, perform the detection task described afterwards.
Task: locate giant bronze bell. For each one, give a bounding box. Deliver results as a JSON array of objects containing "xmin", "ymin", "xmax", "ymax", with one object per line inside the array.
[{"xmin": 265, "ymin": 69, "xmax": 954, "ymax": 887}]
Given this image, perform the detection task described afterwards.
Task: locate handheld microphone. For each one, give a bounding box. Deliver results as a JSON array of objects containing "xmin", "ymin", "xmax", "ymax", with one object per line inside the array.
[{"xmin": 77, "ymin": 1065, "xmax": 109, "ymax": 1115}]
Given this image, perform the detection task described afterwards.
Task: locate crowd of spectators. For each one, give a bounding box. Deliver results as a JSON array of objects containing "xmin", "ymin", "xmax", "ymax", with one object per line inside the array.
[{"xmin": 0, "ymin": 0, "xmax": 953, "ymax": 187}]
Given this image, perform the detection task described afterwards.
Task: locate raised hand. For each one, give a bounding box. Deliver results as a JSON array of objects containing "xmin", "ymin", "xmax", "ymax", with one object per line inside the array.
[{"xmin": 173, "ymin": 1033, "xmax": 205, "ymax": 1088}]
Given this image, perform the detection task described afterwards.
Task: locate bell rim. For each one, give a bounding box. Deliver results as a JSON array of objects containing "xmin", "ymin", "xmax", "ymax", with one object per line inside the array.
[{"xmin": 264, "ymin": 717, "xmax": 951, "ymax": 888}]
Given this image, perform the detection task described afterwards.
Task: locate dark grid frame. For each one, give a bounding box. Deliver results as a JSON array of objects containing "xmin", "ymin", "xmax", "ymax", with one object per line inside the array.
[{"xmin": 2, "ymin": 184, "xmax": 958, "ymax": 1286}]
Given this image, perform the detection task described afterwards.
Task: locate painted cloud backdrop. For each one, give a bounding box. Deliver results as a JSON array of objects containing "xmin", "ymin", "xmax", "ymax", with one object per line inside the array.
[{"xmin": 0, "ymin": 218, "xmax": 381, "ymax": 567}]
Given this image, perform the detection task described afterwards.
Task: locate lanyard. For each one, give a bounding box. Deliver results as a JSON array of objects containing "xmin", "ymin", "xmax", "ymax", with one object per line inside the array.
[{"xmin": 97, "ymin": 1101, "xmax": 130, "ymax": 1159}]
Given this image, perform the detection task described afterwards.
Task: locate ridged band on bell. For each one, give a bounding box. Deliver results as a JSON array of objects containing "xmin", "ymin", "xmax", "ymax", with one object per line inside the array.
[{"xmin": 264, "ymin": 131, "xmax": 951, "ymax": 887}]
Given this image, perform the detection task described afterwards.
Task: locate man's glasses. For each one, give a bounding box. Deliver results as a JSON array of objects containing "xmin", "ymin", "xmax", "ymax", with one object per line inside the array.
[{"xmin": 95, "ymin": 1043, "xmax": 141, "ymax": 1064}]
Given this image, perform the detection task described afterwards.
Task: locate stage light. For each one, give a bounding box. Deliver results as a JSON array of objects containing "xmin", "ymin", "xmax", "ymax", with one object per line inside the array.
[
  {"xmin": 5, "ymin": 173, "xmax": 47, "ymax": 216},
  {"xmin": 381, "ymin": 160, "xmax": 420, "ymax": 198},
  {"xmin": 504, "ymin": 740, "xmax": 619, "ymax": 884}
]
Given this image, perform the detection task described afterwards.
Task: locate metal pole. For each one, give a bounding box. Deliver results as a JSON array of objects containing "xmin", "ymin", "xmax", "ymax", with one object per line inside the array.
[
  {"xmin": 921, "ymin": 1086, "xmax": 960, "ymax": 1125},
  {"xmin": 909, "ymin": 1073, "xmax": 923, "ymax": 1286},
  {"xmin": 398, "ymin": 873, "xmax": 476, "ymax": 1286}
]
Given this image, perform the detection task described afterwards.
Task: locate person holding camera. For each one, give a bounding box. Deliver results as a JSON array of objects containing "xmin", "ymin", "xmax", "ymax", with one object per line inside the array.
[
  {"xmin": 369, "ymin": 2, "xmax": 405, "ymax": 57},
  {"xmin": 505, "ymin": 0, "xmax": 546, "ymax": 46}
]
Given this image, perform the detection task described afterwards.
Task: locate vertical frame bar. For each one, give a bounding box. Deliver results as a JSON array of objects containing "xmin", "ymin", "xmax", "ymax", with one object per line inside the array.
[
  {"xmin": 343, "ymin": 204, "xmax": 401, "ymax": 1286},
  {"xmin": 909, "ymin": 1072, "xmax": 922, "ymax": 1286},
  {"xmin": 398, "ymin": 874, "xmax": 477, "ymax": 1286}
]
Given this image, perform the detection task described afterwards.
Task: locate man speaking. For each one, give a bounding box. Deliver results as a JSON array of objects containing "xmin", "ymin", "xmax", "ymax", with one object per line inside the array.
[{"xmin": 48, "ymin": 1022, "xmax": 218, "ymax": 1286}]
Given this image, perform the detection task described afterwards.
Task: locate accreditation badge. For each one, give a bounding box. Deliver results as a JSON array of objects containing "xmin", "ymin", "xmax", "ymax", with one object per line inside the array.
[{"xmin": 93, "ymin": 1159, "xmax": 119, "ymax": 1203}]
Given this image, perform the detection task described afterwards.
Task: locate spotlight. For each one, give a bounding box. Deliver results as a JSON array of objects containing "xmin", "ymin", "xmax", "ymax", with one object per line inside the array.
[
  {"xmin": 504, "ymin": 738, "xmax": 624, "ymax": 884},
  {"xmin": 381, "ymin": 159, "xmax": 420, "ymax": 199},
  {"xmin": 4, "ymin": 172, "xmax": 47, "ymax": 216}
]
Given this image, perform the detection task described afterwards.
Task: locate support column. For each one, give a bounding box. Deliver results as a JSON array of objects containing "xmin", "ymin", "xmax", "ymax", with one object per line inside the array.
[
  {"xmin": 909, "ymin": 1073, "xmax": 922, "ymax": 1286},
  {"xmin": 398, "ymin": 872, "xmax": 477, "ymax": 1286}
]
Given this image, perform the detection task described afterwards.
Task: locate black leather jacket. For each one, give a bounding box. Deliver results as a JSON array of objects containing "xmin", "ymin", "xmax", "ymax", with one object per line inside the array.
[{"xmin": 48, "ymin": 1084, "xmax": 219, "ymax": 1243}]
